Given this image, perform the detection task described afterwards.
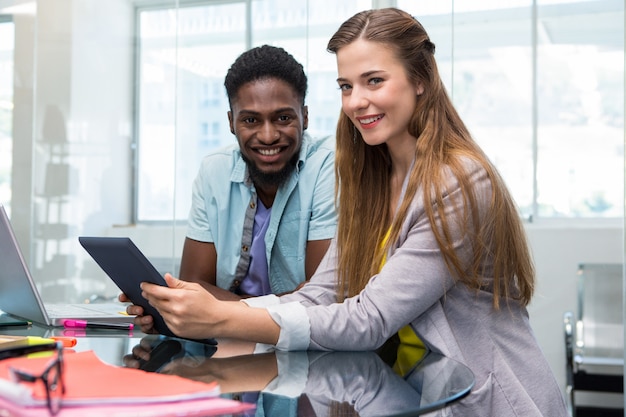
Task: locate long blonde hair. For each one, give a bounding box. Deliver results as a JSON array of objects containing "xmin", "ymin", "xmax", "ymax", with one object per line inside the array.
[{"xmin": 327, "ymin": 8, "xmax": 534, "ymax": 309}]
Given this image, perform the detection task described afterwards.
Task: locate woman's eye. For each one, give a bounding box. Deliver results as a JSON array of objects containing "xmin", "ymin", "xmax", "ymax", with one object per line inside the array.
[
  {"xmin": 369, "ymin": 77, "xmax": 383, "ymax": 85},
  {"xmin": 338, "ymin": 83, "xmax": 351, "ymax": 91}
]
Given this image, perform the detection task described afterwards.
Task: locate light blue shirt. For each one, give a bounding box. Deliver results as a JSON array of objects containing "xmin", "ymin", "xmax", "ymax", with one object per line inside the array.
[{"xmin": 187, "ymin": 134, "xmax": 336, "ymax": 294}]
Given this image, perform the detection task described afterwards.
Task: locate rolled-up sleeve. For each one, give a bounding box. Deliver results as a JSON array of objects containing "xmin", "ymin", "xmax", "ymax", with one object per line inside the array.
[
  {"xmin": 266, "ymin": 302, "xmax": 310, "ymax": 350},
  {"xmin": 242, "ymin": 295, "xmax": 311, "ymax": 351}
]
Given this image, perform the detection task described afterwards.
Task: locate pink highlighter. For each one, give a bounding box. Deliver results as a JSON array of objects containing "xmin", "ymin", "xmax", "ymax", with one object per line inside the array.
[{"xmin": 62, "ymin": 319, "xmax": 134, "ymax": 331}]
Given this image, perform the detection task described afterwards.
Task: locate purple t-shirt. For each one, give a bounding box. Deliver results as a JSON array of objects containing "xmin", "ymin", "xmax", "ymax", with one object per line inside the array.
[{"xmin": 239, "ymin": 200, "xmax": 272, "ymax": 296}]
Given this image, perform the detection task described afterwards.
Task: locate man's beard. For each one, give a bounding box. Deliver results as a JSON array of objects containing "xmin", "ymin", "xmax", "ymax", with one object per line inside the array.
[{"xmin": 243, "ymin": 150, "xmax": 300, "ymax": 189}]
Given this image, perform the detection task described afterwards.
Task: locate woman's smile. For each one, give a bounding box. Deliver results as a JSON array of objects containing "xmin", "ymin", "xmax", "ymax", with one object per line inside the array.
[{"xmin": 357, "ymin": 114, "xmax": 384, "ymax": 128}]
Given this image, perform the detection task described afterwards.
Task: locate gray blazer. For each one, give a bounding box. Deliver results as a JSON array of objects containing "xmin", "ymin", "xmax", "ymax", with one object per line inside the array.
[{"xmin": 278, "ymin": 159, "xmax": 569, "ymax": 416}]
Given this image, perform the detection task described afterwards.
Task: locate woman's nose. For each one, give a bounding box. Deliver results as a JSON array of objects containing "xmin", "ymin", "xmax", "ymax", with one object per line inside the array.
[{"xmin": 344, "ymin": 87, "xmax": 368, "ymax": 112}]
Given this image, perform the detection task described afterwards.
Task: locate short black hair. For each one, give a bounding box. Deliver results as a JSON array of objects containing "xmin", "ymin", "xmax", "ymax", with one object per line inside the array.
[{"xmin": 224, "ymin": 45, "xmax": 307, "ymax": 107}]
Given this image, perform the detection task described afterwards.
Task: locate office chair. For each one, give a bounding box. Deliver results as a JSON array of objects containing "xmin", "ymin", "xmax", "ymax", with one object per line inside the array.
[{"xmin": 563, "ymin": 263, "xmax": 624, "ymax": 417}]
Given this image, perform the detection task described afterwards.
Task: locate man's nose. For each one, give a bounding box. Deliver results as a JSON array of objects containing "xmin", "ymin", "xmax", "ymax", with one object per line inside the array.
[{"xmin": 258, "ymin": 122, "xmax": 279, "ymax": 144}]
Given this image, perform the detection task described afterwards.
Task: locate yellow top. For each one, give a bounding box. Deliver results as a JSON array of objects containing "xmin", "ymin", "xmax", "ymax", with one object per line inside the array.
[{"xmin": 380, "ymin": 229, "xmax": 427, "ymax": 376}]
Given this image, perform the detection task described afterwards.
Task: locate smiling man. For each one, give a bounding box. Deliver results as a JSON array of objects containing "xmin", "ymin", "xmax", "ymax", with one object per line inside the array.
[{"xmin": 180, "ymin": 45, "xmax": 336, "ymax": 300}]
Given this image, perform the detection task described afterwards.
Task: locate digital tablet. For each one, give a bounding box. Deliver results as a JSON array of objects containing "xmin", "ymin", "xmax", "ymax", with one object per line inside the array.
[
  {"xmin": 79, "ymin": 236, "xmax": 217, "ymax": 345},
  {"xmin": 78, "ymin": 236, "xmax": 177, "ymax": 338},
  {"xmin": 138, "ymin": 336, "xmax": 217, "ymax": 372}
]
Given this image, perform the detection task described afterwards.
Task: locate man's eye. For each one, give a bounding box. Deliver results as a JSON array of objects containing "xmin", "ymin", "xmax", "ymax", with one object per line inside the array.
[
  {"xmin": 278, "ymin": 115, "xmax": 291, "ymax": 122},
  {"xmin": 243, "ymin": 117, "xmax": 256, "ymax": 123}
]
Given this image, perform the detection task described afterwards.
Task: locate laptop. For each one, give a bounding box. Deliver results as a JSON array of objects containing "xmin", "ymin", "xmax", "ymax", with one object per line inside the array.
[{"xmin": 0, "ymin": 204, "xmax": 133, "ymax": 326}]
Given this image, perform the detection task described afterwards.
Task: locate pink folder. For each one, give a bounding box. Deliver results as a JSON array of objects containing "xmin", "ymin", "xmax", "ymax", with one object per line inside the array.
[
  {"xmin": 0, "ymin": 396, "xmax": 255, "ymax": 417},
  {"xmin": 0, "ymin": 350, "xmax": 255, "ymax": 416}
]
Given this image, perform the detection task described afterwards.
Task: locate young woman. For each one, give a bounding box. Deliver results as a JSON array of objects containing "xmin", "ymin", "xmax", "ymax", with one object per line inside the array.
[{"xmin": 130, "ymin": 8, "xmax": 568, "ymax": 415}]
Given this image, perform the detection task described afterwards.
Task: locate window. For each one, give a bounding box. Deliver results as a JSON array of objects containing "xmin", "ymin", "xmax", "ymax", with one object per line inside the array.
[
  {"xmin": 135, "ymin": 0, "xmax": 369, "ymax": 222},
  {"xmin": 398, "ymin": 0, "xmax": 624, "ymax": 220},
  {"xmin": 136, "ymin": 0, "xmax": 624, "ymax": 222},
  {"xmin": 136, "ymin": 2, "xmax": 247, "ymax": 222}
]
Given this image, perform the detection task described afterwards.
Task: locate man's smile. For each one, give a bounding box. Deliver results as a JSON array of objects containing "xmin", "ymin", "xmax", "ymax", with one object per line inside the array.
[{"xmin": 256, "ymin": 147, "xmax": 283, "ymax": 156}]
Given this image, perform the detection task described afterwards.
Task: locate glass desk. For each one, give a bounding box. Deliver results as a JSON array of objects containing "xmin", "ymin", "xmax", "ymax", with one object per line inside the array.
[{"xmin": 0, "ymin": 324, "xmax": 475, "ymax": 416}]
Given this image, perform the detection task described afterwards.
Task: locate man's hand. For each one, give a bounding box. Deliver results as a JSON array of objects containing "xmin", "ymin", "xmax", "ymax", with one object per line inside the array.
[{"xmin": 119, "ymin": 292, "xmax": 157, "ymax": 334}]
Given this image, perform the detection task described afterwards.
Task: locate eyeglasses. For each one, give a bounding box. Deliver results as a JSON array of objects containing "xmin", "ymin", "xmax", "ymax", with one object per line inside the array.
[{"xmin": 9, "ymin": 342, "xmax": 65, "ymax": 416}]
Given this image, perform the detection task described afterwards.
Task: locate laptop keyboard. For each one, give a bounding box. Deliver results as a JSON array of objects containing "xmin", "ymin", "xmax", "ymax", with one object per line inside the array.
[{"xmin": 45, "ymin": 303, "xmax": 127, "ymax": 317}]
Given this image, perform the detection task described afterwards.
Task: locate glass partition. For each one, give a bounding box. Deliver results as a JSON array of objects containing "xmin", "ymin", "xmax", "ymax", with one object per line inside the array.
[
  {"xmin": 0, "ymin": 19, "xmax": 13, "ymax": 214},
  {"xmin": 0, "ymin": 0, "xmax": 369, "ymax": 303}
]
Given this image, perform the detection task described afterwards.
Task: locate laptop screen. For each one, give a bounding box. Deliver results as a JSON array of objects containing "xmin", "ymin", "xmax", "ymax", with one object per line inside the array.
[{"xmin": 0, "ymin": 205, "xmax": 50, "ymax": 325}]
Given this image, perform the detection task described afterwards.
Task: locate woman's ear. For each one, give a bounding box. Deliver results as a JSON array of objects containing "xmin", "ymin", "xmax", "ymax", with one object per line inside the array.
[{"xmin": 416, "ymin": 82, "xmax": 424, "ymax": 96}]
